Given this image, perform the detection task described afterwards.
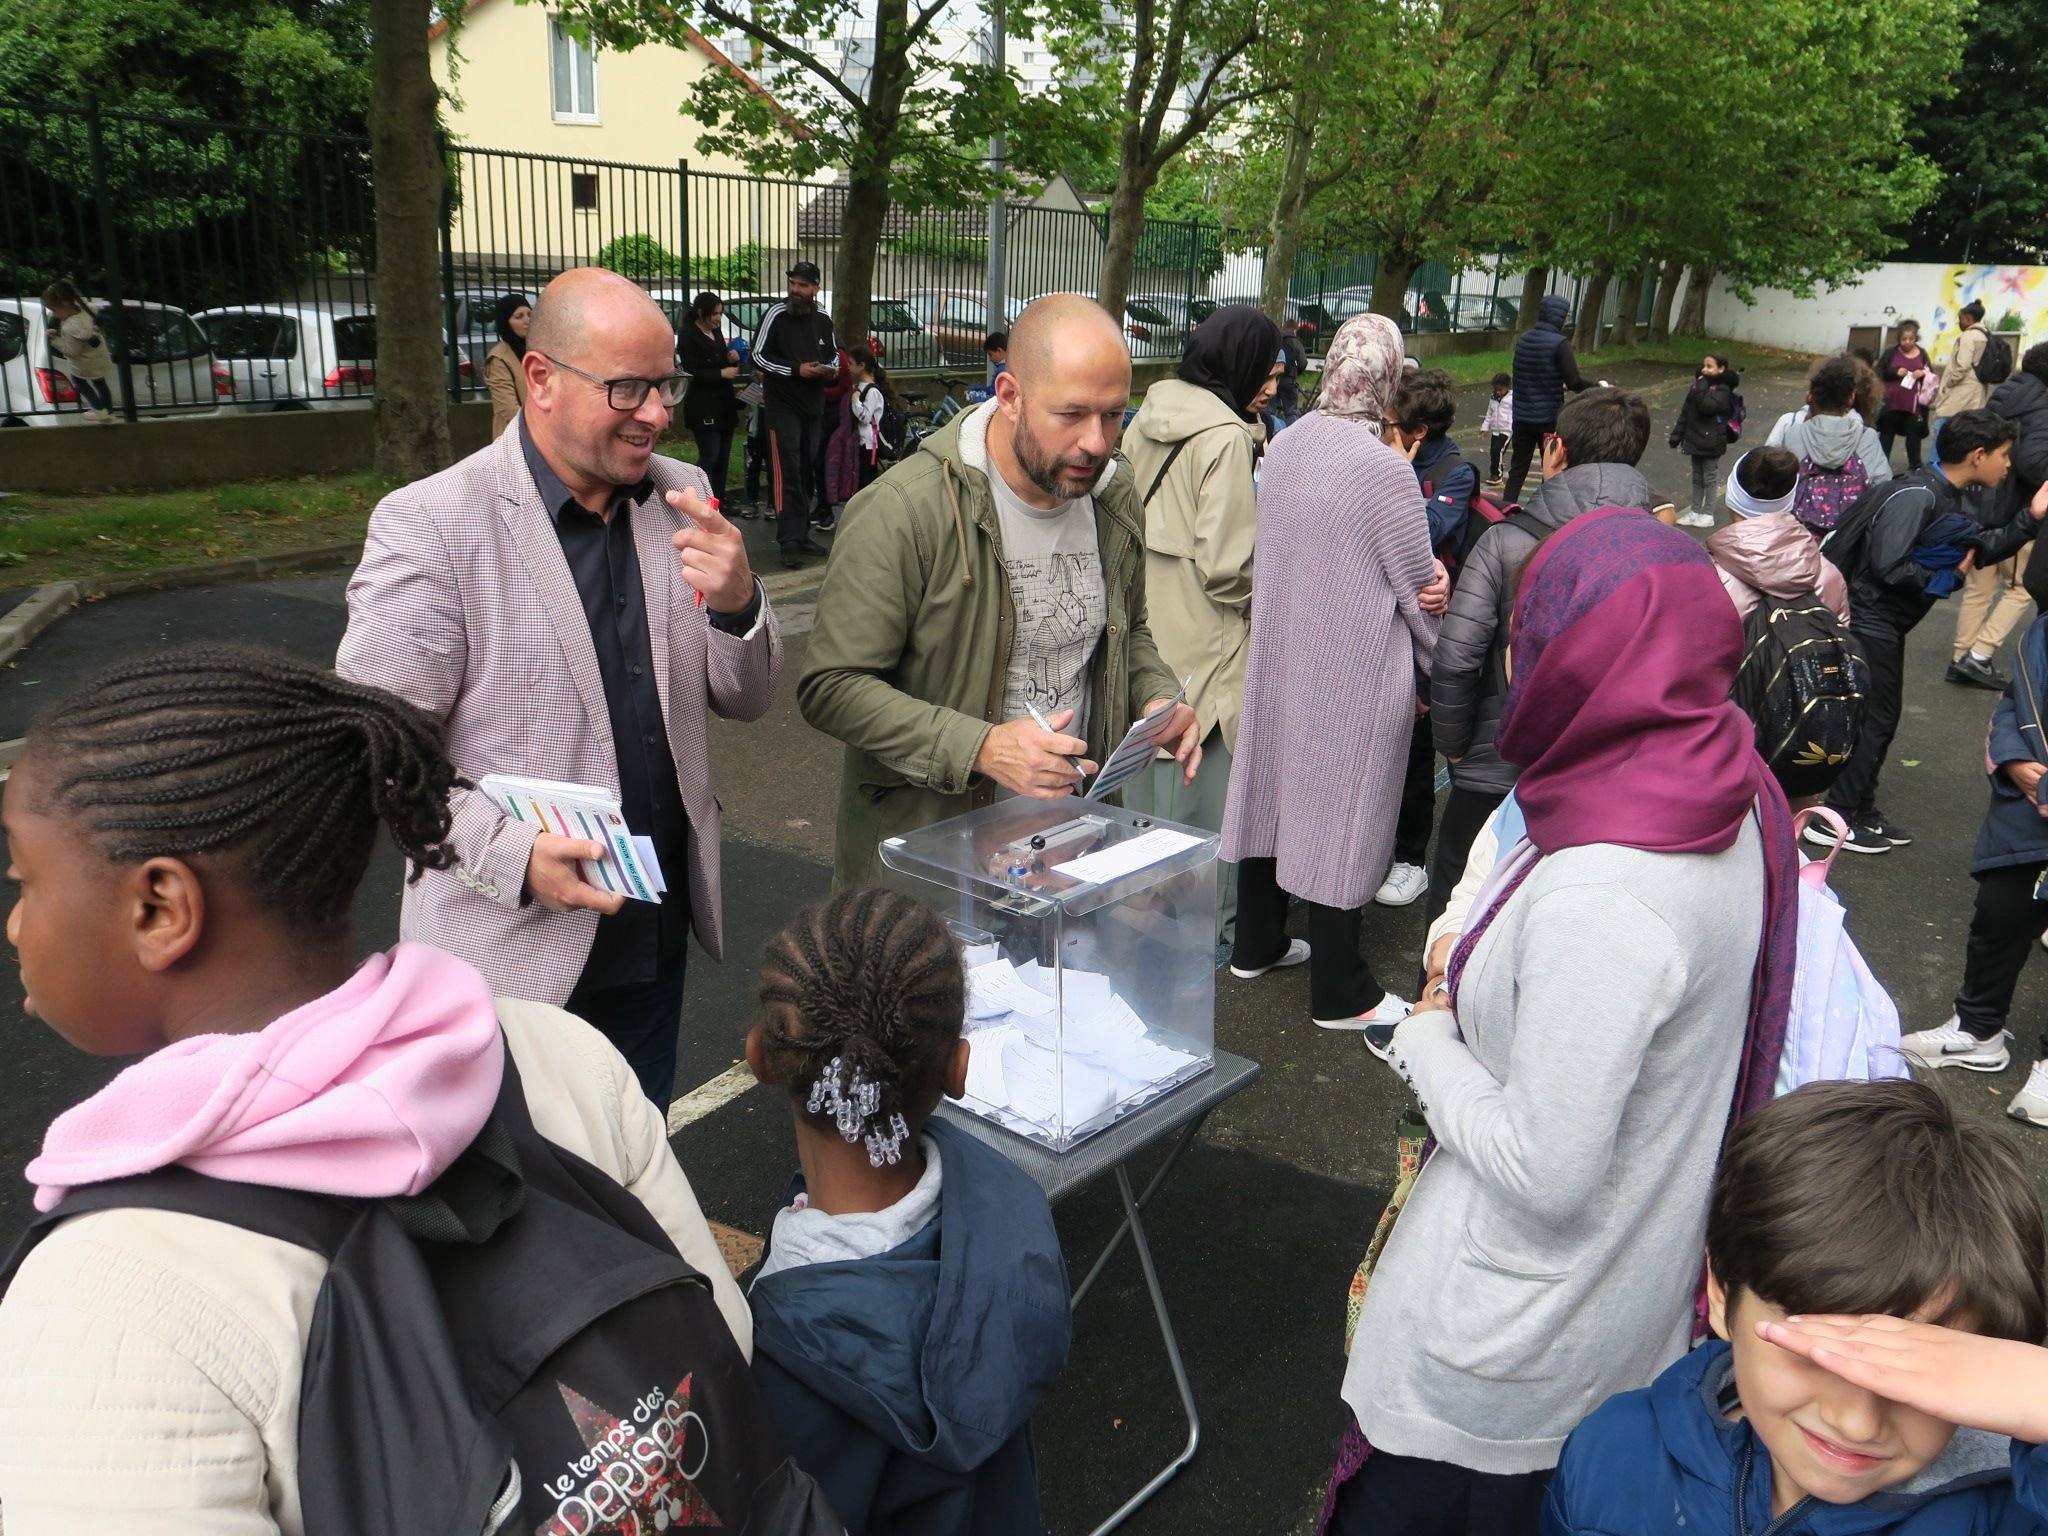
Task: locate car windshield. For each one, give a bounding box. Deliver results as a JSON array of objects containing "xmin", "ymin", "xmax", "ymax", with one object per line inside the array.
[
  {"xmin": 867, "ymin": 300, "xmax": 923, "ymax": 332},
  {"xmin": 332, "ymin": 314, "xmax": 377, "ymax": 362},
  {"xmin": 198, "ymin": 312, "xmax": 298, "ymax": 360},
  {"xmin": 0, "ymin": 309, "xmax": 22, "ymax": 365},
  {"xmin": 1126, "ymin": 300, "xmax": 1174, "ymax": 326},
  {"xmin": 104, "ymin": 307, "xmax": 210, "ymax": 364}
]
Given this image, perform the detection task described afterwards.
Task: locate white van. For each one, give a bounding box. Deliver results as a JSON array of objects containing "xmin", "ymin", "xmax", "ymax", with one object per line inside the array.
[
  {"xmin": 194, "ymin": 303, "xmax": 479, "ymax": 411},
  {"xmin": 0, "ymin": 297, "xmax": 229, "ymax": 426}
]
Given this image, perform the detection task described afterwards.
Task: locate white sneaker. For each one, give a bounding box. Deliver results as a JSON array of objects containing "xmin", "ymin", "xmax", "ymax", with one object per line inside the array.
[
  {"xmin": 1229, "ymin": 937, "xmax": 1310, "ymax": 980},
  {"xmin": 1373, "ymin": 861, "xmax": 1428, "ymax": 907},
  {"xmin": 1315, "ymin": 992, "xmax": 1412, "ymax": 1030},
  {"xmin": 1899, "ymin": 1017, "xmax": 2011, "ymax": 1073},
  {"xmin": 85, "ymin": 407, "xmax": 116, "ymax": 424},
  {"xmin": 1677, "ymin": 510, "xmax": 1715, "ymax": 529},
  {"xmin": 2009, "ymin": 1060, "xmax": 2048, "ymax": 1126}
]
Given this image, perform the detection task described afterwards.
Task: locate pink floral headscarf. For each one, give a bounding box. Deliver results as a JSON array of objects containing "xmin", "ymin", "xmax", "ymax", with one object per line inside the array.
[{"xmin": 1317, "ymin": 311, "xmax": 1405, "ymax": 432}]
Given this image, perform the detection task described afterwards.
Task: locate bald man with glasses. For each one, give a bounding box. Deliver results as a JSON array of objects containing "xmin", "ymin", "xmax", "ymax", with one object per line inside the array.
[{"xmin": 338, "ymin": 267, "xmax": 781, "ymax": 1105}]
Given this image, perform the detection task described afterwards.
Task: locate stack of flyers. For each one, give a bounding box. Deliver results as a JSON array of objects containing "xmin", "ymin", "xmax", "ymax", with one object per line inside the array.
[{"xmin": 479, "ymin": 774, "xmax": 667, "ymax": 905}]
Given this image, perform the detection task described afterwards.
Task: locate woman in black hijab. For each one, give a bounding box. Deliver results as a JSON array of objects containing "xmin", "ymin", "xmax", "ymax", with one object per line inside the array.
[
  {"xmin": 484, "ymin": 291, "xmax": 532, "ymax": 438},
  {"xmin": 1118, "ymin": 302, "xmax": 1285, "ymax": 948}
]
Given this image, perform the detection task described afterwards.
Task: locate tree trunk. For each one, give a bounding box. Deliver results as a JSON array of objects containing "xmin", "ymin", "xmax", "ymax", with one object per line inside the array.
[
  {"xmin": 369, "ymin": 0, "xmax": 449, "ymax": 482},
  {"xmin": 1573, "ymin": 260, "xmax": 1614, "ymax": 353},
  {"xmin": 1608, "ymin": 264, "xmax": 1648, "ymax": 348},
  {"xmin": 1648, "ymin": 257, "xmax": 1683, "ymax": 343},
  {"xmin": 1096, "ymin": 142, "xmax": 1158, "ymax": 322},
  {"xmin": 1517, "ymin": 264, "xmax": 1549, "ymax": 328},
  {"xmin": 1675, "ymin": 264, "xmax": 1715, "ymax": 338},
  {"xmin": 831, "ymin": 152, "xmax": 893, "ymax": 348},
  {"xmin": 1370, "ymin": 249, "xmax": 1419, "ymax": 325},
  {"xmin": 1260, "ymin": 69, "xmax": 1325, "ymax": 321}
]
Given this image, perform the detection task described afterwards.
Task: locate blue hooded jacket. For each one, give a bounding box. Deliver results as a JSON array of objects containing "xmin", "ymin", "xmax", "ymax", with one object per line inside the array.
[
  {"xmin": 1971, "ymin": 615, "xmax": 2048, "ymax": 876},
  {"xmin": 749, "ymin": 1116, "xmax": 1072, "ymax": 1536},
  {"xmin": 1544, "ymin": 1340, "xmax": 2048, "ymax": 1535}
]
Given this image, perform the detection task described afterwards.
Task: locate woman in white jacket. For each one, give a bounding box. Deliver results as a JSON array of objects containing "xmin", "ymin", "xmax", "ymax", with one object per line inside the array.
[{"xmin": 0, "ymin": 647, "xmax": 751, "ymax": 1535}]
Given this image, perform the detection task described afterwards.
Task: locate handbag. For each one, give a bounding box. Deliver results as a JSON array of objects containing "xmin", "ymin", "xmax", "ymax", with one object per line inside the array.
[
  {"xmin": 1915, "ymin": 364, "xmax": 1939, "ymax": 410},
  {"xmin": 1341, "ymin": 1108, "xmax": 1433, "ymax": 1354}
]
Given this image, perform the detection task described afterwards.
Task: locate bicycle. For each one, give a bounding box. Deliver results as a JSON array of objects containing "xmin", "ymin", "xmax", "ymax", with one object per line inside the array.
[{"xmin": 899, "ymin": 372, "xmax": 991, "ymax": 454}]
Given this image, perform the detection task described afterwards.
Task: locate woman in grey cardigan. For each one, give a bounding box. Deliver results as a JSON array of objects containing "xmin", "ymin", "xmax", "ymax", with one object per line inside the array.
[
  {"xmin": 1221, "ymin": 312, "xmax": 1445, "ymax": 1026},
  {"xmin": 1326, "ymin": 508, "xmax": 1799, "ymax": 1535}
]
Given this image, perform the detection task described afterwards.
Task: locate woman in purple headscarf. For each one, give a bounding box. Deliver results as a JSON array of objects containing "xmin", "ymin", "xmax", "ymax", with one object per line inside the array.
[
  {"xmin": 1221, "ymin": 312, "xmax": 1446, "ymax": 1026},
  {"xmin": 1324, "ymin": 507, "xmax": 1799, "ymax": 1536}
]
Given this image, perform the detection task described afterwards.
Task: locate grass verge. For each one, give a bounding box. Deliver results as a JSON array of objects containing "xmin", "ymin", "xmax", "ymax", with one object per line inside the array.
[
  {"xmin": 1, "ymin": 472, "xmax": 396, "ymax": 592},
  {"xmin": 1399, "ymin": 335, "xmax": 1815, "ymax": 388}
]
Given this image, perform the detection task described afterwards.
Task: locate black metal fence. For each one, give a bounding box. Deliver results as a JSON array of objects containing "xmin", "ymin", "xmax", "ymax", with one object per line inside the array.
[{"xmin": 0, "ymin": 97, "xmax": 1547, "ymax": 427}]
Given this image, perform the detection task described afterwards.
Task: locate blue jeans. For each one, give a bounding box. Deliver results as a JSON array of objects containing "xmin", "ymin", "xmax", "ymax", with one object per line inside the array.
[
  {"xmin": 565, "ymin": 954, "xmax": 688, "ymax": 1106},
  {"xmin": 71, "ymin": 375, "xmax": 111, "ymax": 413},
  {"xmin": 692, "ymin": 424, "xmax": 732, "ymax": 508}
]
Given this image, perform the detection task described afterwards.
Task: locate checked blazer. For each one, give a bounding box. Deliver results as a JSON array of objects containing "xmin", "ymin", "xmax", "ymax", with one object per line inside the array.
[{"xmin": 336, "ymin": 424, "xmax": 780, "ymax": 1006}]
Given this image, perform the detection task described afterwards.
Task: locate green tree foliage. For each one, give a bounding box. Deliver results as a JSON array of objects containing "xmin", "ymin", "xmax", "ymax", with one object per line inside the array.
[
  {"xmin": 596, "ymin": 233, "xmax": 684, "ymax": 280},
  {"xmin": 1897, "ymin": 0, "xmax": 2048, "ymax": 261}
]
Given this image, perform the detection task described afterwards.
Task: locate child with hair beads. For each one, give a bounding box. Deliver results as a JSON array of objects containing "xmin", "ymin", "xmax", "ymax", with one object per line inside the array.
[
  {"xmin": 0, "ymin": 646, "xmax": 770, "ymax": 1533},
  {"xmin": 746, "ymin": 889, "xmax": 1073, "ymax": 1536}
]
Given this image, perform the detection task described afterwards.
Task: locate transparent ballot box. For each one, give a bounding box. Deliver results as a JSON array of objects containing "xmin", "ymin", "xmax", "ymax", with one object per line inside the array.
[{"xmin": 879, "ymin": 799, "xmax": 1218, "ymax": 1152}]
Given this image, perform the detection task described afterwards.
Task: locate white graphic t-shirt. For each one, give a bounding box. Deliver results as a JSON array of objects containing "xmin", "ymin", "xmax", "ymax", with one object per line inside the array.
[{"xmin": 988, "ymin": 464, "xmax": 1107, "ymax": 741}]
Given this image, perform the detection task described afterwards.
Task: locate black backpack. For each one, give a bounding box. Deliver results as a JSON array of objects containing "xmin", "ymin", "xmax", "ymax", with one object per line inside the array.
[
  {"xmin": 1732, "ymin": 596, "xmax": 1868, "ymax": 799},
  {"xmin": 3, "ymin": 1052, "xmax": 842, "ymax": 1536},
  {"xmin": 1976, "ymin": 329, "xmax": 2014, "ymax": 386}
]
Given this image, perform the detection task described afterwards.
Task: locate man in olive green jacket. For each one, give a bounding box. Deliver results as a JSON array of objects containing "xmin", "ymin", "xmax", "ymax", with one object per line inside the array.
[{"xmin": 799, "ymin": 295, "xmax": 1194, "ymax": 889}]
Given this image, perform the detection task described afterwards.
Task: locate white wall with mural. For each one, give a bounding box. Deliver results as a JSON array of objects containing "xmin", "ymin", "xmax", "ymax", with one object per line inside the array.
[{"xmin": 1703, "ymin": 262, "xmax": 2048, "ymax": 365}]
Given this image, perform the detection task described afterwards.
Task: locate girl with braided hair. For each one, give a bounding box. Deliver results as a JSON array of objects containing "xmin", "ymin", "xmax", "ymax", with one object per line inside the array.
[
  {"xmin": 745, "ymin": 887, "xmax": 1073, "ymax": 1536},
  {"xmin": 0, "ymin": 644, "xmax": 748, "ymax": 1532}
]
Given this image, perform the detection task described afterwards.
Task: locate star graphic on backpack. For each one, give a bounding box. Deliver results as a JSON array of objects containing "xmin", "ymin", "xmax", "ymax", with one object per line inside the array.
[{"xmin": 537, "ymin": 1375, "xmax": 721, "ymax": 1533}]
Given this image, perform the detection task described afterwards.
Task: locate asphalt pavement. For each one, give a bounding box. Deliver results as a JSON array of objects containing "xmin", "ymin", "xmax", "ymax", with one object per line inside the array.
[{"xmin": 5, "ymin": 359, "xmax": 2047, "ymax": 1534}]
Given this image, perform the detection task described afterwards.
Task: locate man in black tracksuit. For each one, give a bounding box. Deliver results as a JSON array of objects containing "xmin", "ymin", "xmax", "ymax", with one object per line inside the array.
[
  {"xmin": 1503, "ymin": 293, "xmax": 1594, "ymax": 503},
  {"xmin": 754, "ymin": 260, "xmax": 839, "ymax": 567},
  {"xmin": 1815, "ymin": 408, "xmax": 2039, "ymax": 856}
]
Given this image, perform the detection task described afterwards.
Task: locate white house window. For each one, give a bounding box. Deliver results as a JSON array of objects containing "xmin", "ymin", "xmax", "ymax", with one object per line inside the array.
[{"xmin": 550, "ymin": 17, "xmax": 600, "ymax": 122}]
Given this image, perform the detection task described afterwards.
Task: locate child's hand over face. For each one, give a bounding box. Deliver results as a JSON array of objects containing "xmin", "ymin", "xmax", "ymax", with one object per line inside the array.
[{"xmin": 1759, "ymin": 1315, "xmax": 2048, "ymax": 1444}]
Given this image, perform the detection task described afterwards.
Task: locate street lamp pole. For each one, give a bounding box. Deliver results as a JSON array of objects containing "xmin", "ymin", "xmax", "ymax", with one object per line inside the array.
[{"xmin": 984, "ymin": 0, "xmax": 1007, "ymax": 377}]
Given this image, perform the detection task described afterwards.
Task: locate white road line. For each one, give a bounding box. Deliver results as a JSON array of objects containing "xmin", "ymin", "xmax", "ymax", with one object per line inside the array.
[{"xmin": 666, "ymin": 1061, "xmax": 757, "ymax": 1135}]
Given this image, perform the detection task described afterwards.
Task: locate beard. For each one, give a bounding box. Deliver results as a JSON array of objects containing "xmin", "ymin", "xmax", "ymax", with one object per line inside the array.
[
  {"xmin": 787, "ymin": 291, "xmax": 816, "ymax": 313},
  {"xmin": 1012, "ymin": 410, "xmax": 1105, "ymax": 502}
]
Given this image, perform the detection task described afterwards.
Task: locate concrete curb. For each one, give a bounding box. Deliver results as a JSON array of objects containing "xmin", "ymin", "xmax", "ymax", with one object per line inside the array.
[{"xmin": 0, "ymin": 582, "xmax": 81, "ymax": 668}]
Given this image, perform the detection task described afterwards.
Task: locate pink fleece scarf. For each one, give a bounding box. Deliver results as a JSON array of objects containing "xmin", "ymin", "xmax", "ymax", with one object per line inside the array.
[{"xmin": 28, "ymin": 942, "xmax": 505, "ymax": 1212}]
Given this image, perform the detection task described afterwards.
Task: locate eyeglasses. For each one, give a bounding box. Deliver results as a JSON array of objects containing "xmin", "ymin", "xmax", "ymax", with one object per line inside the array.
[{"xmin": 541, "ymin": 353, "xmax": 687, "ymax": 411}]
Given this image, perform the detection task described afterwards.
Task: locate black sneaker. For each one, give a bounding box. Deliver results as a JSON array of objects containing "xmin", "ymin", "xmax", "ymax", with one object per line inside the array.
[
  {"xmin": 779, "ymin": 547, "xmax": 808, "ymax": 569},
  {"xmin": 810, "ymin": 511, "xmax": 838, "ymax": 532},
  {"xmin": 1803, "ymin": 817, "xmax": 1891, "ymax": 855},
  {"xmin": 1864, "ymin": 813, "xmax": 1913, "ymax": 847},
  {"xmin": 1362, "ymin": 1022, "xmax": 1398, "ymax": 1061},
  {"xmin": 1946, "ymin": 653, "xmax": 2010, "ymax": 691}
]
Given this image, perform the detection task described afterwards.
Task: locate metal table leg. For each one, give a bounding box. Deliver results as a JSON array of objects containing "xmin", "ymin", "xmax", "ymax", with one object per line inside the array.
[{"xmin": 1076, "ymin": 1116, "xmax": 1209, "ymax": 1536}]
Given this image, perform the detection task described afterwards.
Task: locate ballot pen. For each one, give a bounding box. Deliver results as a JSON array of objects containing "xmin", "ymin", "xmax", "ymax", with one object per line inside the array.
[
  {"xmin": 694, "ymin": 495, "xmax": 718, "ymax": 607},
  {"xmin": 1025, "ymin": 700, "xmax": 1087, "ymax": 786}
]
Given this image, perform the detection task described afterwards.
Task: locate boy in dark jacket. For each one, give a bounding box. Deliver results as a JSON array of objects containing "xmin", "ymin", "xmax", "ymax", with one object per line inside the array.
[
  {"xmin": 1670, "ymin": 353, "xmax": 1739, "ymax": 528},
  {"xmin": 1425, "ymin": 386, "xmax": 1655, "ymax": 922},
  {"xmin": 1545, "ymin": 1078, "xmax": 2048, "ymax": 1536},
  {"xmin": 1812, "ymin": 409, "xmax": 2041, "ymax": 855},
  {"xmin": 745, "ymin": 890, "xmax": 1071, "ymax": 1536},
  {"xmin": 1504, "ymin": 293, "xmax": 1595, "ymax": 502},
  {"xmin": 1900, "ymin": 610, "xmax": 2048, "ymax": 1116}
]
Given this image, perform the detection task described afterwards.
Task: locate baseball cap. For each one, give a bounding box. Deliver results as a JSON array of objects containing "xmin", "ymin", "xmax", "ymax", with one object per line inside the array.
[{"xmin": 788, "ymin": 260, "xmax": 822, "ymax": 282}]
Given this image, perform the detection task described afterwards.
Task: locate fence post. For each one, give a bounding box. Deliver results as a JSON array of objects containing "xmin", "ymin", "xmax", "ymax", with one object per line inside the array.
[
  {"xmin": 82, "ymin": 96, "xmax": 138, "ymax": 422},
  {"xmin": 1183, "ymin": 220, "xmax": 1200, "ymax": 356},
  {"xmin": 439, "ymin": 133, "xmax": 460, "ymax": 402},
  {"xmin": 678, "ymin": 159, "xmax": 691, "ymax": 283}
]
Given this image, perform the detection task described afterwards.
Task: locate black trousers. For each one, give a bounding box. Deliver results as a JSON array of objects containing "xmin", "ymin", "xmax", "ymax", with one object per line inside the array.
[
  {"xmin": 1395, "ymin": 713, "xmax": 1438, "ymax": 868},
  {"xmin": 1504, "ymin": 418, "xmax": 1553, "ymax": 505},
  {"xmin": 1488, "ymin": 432, "xmax": 1509, "ymax": 481},
  {"xmin": 1956, "ymin": 862, "xmax": 2048, "ymax": 1040},
  {"xmin": 691, "ymin": 423, "xmax": 732, "ymax": 508},
  {"xmin": 1232, "ymin": 856, "xmax": 1383, "ymax": 1018},
  {"xmin": 763, "ymin": 404, "xmax": 824, "ymax": 552},
  {"xmin": 1825, "ymin": 612, "xmax": 1909, "ymax": 823},
  {"xmin": 565, "ymin": 951, "xmax": 688, "ymax": 1107},
  {"xmin": 1427, "ymin": 784, "xmax": 1509, "ymax": 927},
  {"xmin": 1328, "ymin": 1449, "xmax": 1551, "ymax": 1536}
]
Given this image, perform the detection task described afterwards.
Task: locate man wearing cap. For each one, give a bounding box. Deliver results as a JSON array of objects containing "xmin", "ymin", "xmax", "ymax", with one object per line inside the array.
[{"xmin": 753, "ymin": 262, "xmax": 839, "ymax": 568}]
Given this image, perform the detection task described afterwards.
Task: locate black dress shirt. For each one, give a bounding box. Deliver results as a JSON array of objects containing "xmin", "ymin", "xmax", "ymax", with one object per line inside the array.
[{"xmin": 520, "ymin": 426, "xmax": 695, "ymax": 988}]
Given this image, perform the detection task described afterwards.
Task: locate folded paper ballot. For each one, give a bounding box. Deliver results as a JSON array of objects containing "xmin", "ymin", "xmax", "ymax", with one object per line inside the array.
[
  {"xmin": 480, "ymin": 773, "xmax": 664, "ymax": 904},
  {"xmin": 952, "ymin": 955, "xmax": 1202, "ymax": 1135}
]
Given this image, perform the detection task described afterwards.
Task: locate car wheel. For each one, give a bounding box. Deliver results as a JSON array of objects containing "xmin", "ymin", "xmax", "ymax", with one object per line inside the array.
[
  {"xmin": 272, "ymin": 400, "xmax": 313, "ymax": 412},
  {"xmin": 0, "ymin": 415, "xmax": 27, "ymax": 428}
]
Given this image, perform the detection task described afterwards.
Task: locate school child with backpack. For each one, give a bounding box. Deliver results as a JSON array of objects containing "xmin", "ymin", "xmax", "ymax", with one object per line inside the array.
[
  {"xmin": 1544, "ymin": 1077, "xmax": 2048, "ymax": 1536},
  {"xmin": 1670, "ymin": 353, "xmax": 1741, "ymax": 528},
  {"xmin": 847, "ymin": 344, "xmax": 902, "ymax": 490},
  {"xmin": 745, "ymin": 888, "xmax": 1073, "ymax": 1536},
  {"xmin": 40, "ymin": 278, "xmax": 116, "ymax": 424},
  {"xmin": 1808, "ymin": 409, "xmax": 2042, "ymax": 857},
  {"xmin": 1897, "ymin": 609, "xmax": 2048, "ymax": 1120},
  {"xmin": 1481, "ymin": 372, "xmax": 1513, "ymax": 486},
  {"xmin": 1708, "ymin": 448, "xmax": 1852, "ymax": 625},
  {"xmin": 1767, "ymin": 355, "xmax": 1894, "ymax": 535},
  {"xmin": 0, "ymin": 646, "xmax": 838, "ymax": 1535}
]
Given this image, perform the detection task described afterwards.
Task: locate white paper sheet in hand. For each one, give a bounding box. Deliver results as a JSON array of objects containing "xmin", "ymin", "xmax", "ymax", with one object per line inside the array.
[{"xmin": 1051, "ymin": 828, "xmax": 1201, "ymax": 885}]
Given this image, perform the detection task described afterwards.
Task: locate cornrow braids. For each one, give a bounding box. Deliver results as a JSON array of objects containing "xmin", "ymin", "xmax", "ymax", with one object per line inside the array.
[
  {"xmin": 27, "ymin": 644, "xmax": 461, "ymax": 933},
  {"xmin": 757, "ymin": 888, "xmax": 965, "ymax": 1165}
]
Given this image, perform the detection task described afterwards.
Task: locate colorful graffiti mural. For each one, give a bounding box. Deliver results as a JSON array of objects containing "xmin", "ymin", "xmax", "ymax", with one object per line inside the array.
[{"xmin": 1929, "ymin": 265, "xmax": 2048, "ymax": 367}]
